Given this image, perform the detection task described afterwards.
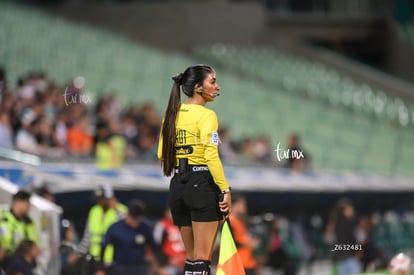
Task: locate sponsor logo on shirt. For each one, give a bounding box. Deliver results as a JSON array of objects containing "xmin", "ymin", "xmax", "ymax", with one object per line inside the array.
[
  {"xmin": 192, "ymin": 166, "xmax": 209, "ymax": 172},
  {"xmin": 175, "ymin": 146, "xmax": 194, "ymax": 155}
]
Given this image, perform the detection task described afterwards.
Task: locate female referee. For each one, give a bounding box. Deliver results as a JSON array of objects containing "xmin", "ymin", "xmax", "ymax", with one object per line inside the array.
[{"xmin": 158, "ymin": 64, "xmax": 231, "ymax": 275}]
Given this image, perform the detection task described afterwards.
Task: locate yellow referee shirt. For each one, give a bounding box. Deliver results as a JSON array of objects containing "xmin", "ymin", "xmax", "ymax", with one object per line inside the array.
[{"xmin": 158, "ymin": 103, "xmax": 229, "ymax": 191}]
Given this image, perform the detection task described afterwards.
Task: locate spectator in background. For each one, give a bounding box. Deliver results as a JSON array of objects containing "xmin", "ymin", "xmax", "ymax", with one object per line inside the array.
[
  {"xmin": 0, "ymin": 191, "xmax": 39, "ymax": 271},
  {"xmin": 79, "ymin": 185, "xmax": 127, "ymax": 274},
  {"xmin": 327, "ymin": 198, "xmax": 361, "ymax": 275},
  {"xmin": 106, "ymin": 94, "xmax": 122, "ymax": 121},
  {"xmin": 66, "ymin": 115, "xmax": 93, "ymax": 156},
  {"xmin": 266, "ymin": 217, "xmax": 297, "ymax": 275},
  {"xmin": 0, "ymin": 111, "xmax": 14, "ymax": 149},
  {"xmin": 137, "ymin": 103, "xmax": 161, "ymax": 128},
  {"xmin": 30, "ymin": 72, "xmax": 48, "ymax": 95},
  {"xmin": 17, "ymin": 83, "xmax": 36, "ymax": 109},
  {"xmin": 153, "ymin": 208, "xmax": 186, "ymax": 275},
  {"xmin": 283, "ymin": 133, "xmax": 311, "ymax": 172},
  {"xmin": 41, "ymin": 85, "xmax": 58, "ymax": 125},
  {"xmin": 7, "ymin": 239, "xmax": 40, "ymax": 275},
  {"xmin": 251, "ymin": 135, "xmax": 272, "ymax": 164},
  {"xmin": 134, "ymin": 103, "xmax": 161, "ymax": 159},
  {"xmin": 95, "ymin": 95, "xmax": 113, "ymax": 126},
  {"xmin": 95, "ymin": 119, "xmax": 127, "ymax": 170},
  {"xmin": 2, "ymin": 92, "xmax": 20, "ymax": 143},
  {"xmin": 355, "ymin": 215, "xmax": 386, "ymax": 272},
  {"xmin": 35, "ymin": 186, "xmax": 55, "ymax": 203},
  {"xmin": 59, "ymin": 219, "xmax": 85, "ymax": 275},
  {"xmin": 229, "ymin": 194, "xmax": 260, "ymax": 275},
  {"xmin": 135, "ymin": 122, "xmax": 159, "ymax": 159},
  {"xmin": 120, "ymin": 112, "xmax": 138, "ymax": 158},
  {"xmin": 15, "ymin": 118, "xmax": 44, "ymax": 155},
  {"xmin": 218, "ymin": 127, "xmax": 239, "ymax": 164},
  {"xmin": 54, "ymin": 111, "xmax": 69, "ymax": 150},
  {"xmin": 0, "ymin": 92, "xmax": 16, "ymax": 116},
  {"xmin": 95, "ymin": 94, "xmax": 122, "ymax": 126},
  {"xmin": 34, "ymin": 115, "xmax": 66, "ymax": 158},
  {"xmin": 19, "ymin": 95, "xmax": 44, "ymax": 130},
  {"xmin": 239, "ymin": 137, "xmax": 255, "ymax": 160},
  {"xmin": 96, "ymin": 199, "xmax": 160, "ymax": 275}
]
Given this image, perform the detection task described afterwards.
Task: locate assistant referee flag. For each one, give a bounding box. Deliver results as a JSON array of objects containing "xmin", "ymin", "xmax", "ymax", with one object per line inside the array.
[{"xmin": 216, "ymin": 219, "xmax": 246, "ymax": 275}]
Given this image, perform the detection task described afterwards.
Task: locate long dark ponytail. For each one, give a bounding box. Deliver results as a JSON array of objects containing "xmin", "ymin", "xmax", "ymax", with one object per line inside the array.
[{"xmin": 160, "ymin": 65, "xmax": 213, "ymax": 176}]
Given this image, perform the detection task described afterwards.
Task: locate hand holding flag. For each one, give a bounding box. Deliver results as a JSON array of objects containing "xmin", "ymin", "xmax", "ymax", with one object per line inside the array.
[{"xmin": 216, "ymin": 219, "xmax": 246, "ymax": 275}]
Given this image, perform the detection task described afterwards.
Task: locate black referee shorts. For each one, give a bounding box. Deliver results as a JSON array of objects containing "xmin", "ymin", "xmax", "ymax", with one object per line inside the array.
[{"xmin": 169, "ymin": 170, "xmax": 223, "ymax": 226}]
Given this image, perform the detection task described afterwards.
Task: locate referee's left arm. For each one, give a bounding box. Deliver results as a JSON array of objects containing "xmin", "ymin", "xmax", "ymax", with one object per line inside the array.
[{"xmin": 199, "ymin": 112, "xmax": 229, "ymax": 192}]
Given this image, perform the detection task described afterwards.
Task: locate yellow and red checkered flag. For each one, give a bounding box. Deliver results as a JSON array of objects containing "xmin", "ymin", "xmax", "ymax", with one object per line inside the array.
[{"xmin": 216, "ymin": 219, "xmax": 246, "ymax": 275}]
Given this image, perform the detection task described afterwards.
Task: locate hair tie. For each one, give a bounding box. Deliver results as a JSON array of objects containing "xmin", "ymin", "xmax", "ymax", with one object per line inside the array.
[{"xmin": 172, "ymin": 73, "xmax": 183, "ymax": 85}]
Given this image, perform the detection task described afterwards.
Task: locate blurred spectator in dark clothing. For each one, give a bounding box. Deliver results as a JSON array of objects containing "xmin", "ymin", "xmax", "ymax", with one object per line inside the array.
[
  {"xmin": 266, "ymin": 217, "xmax": 297, "ymax": 275},
  {"xmin": 96, "ymin": 199, "xmax": 160, "ymax": 275},
  {"xmin": 355, "ymin": 215, "xmax": 387, "ymax": 272},
  {"xmin": 35, "ymin": 115, "xmax": 57, "ymax": 148},
  {"xmin": 7, "ymin": 239, "xmax": 40, "ymax": 275},
  {"xmin": 283, "ymin": 133, "xmax": 311, "ymax": 172},
  {"xmin": 0, "ymin": 92, "xmax": 16, "ymax": 115},
  {"xmin": 95, "ymin": 96, "xmax": 112, "ymax": 125},
  {"xmin": 327, "ymin": 198, "xmax": 361, "ymax": 275}
]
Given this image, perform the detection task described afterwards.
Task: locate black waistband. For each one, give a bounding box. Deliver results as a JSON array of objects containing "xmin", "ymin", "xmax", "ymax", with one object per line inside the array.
[{"xmin": 174, "ymin": 165, "xmax": 209, "ymax": 174}]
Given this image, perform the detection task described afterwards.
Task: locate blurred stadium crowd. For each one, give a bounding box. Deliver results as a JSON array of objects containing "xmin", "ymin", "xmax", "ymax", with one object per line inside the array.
[
  {"xmin": 0, "ymin": 69, "xmax": 161, "ymax": 162},
  {"xmin": 0, "ymin": 68, "xmax": 304, "ymax": 169}
]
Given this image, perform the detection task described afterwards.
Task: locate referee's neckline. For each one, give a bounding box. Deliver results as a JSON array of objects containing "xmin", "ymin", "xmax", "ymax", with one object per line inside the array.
[{"xmin": 181, "ymin": 103, "xmax": 206, "ymax": 108}]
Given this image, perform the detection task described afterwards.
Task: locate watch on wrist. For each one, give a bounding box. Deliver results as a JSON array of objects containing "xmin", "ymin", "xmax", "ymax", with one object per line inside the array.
[{"xmin": 222, "ymin": 187, "xmax": 231, "ymax": 194}]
